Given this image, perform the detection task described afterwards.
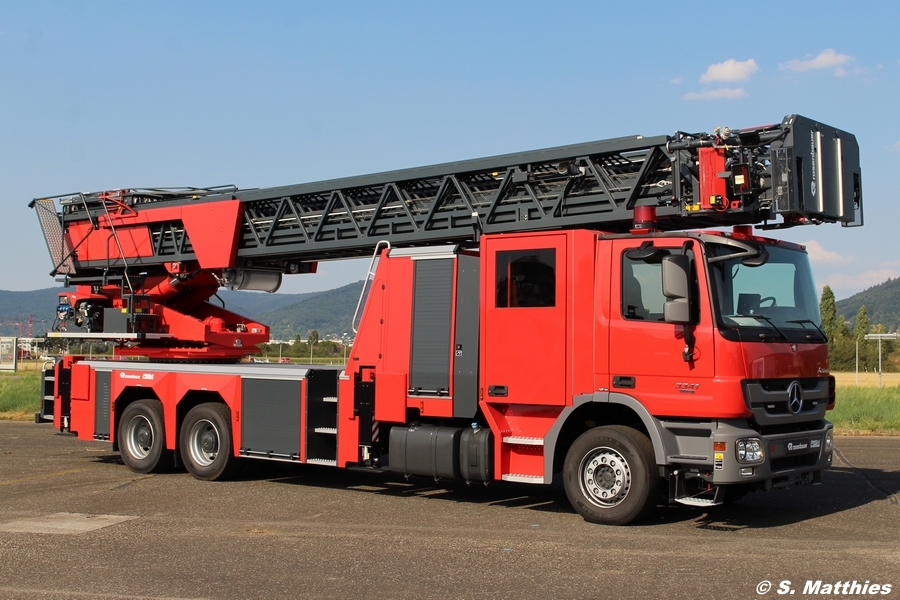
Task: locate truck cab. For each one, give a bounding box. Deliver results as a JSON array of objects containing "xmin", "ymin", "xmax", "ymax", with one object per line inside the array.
[{"xmin": 344, "ymin": 225, "xmax": 833, "ymax": 524}]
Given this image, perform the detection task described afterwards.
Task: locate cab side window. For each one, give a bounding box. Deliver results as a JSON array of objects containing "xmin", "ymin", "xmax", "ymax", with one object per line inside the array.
[
  {"xmin": 621, "ymin": 247, "xmax": 697, "ymax": 322},
  {"xmin": 622, "ymin": 256, "xmax": 666, "ymax": 320},
  {"xmin": 496, "ymin": 249, "xmax": 556, "ymax": 308}
]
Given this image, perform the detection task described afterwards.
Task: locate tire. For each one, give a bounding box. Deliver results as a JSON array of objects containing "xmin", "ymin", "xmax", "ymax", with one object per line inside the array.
[
  {"xmin": 118, "ymin": 399, "xmax": 169, "ymax": 474},
  {"xmin": 563, "ymin": 425, "xmax": 659, "ymax": 525},
  {"xmin": 179, "ymin": 403, "xmax": 238, "ymax": 481}
]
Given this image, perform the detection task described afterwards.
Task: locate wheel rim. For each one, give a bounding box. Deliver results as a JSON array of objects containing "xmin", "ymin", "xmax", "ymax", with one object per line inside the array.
[
  {"xmin": 125, "ymin": 414, "xmax": 154, "ymax": 460},
  {"xmin": 188, "ymin": 419, "xmax": 220, "ymax": 467},
  {"xmin": 578, "ymin": 446, "xmax": 632, "ymax": 508}
]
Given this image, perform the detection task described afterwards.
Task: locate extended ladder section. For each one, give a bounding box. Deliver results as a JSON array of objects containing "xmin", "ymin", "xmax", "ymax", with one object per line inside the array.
[{"xmin": 31, "ymin": 114, "xmax": 861, "ymax": 284}]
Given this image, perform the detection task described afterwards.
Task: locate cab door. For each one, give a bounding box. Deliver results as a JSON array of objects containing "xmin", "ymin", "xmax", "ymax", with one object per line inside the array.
[
  {"xmin": 481, "ymin": 233, "xmax": 567, "ymax": 406},
  {"xmin": 607, "ymin": 238, "xmax": 715, "ymax": 416}
]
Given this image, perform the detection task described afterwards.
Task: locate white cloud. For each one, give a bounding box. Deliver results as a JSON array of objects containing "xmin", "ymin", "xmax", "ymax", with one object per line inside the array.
[
  {"xmin": 700, "ymin": 58, "xmax": 759, "ymax": 82},
  {"xmin": 669, "ymin": 77, "xmax": 683, "ymax": 85},
  {"xmin": 683, "ymin": 88, "xmax": 746, "ymax": 101},
  {"xmin": 780, "ymin": 49, "xmax": 854, "ymax": 75},
  {"xmin": 823, "ymin": 268, "xmax": 900, "ymax": 295},
  {"xmin": 888, "ymin": 141, "xmax": 900, "ymax": 153},
  {"xmin": 803, "ymin": 240, "xmax": 854, "ymax": 265}
]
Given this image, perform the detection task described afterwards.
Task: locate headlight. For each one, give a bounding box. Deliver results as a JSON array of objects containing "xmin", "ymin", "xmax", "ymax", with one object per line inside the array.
[
  {"xmin": 824, "ymin": 429, "xmax": 833, "ymax": 452},
  {"xmin": 736, "ymin": 438, "xmax": 764, "ymax": 464}
]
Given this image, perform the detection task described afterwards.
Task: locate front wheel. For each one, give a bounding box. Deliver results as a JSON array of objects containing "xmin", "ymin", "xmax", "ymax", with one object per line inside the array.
[
  {"xmin": 180, "ymin": 403, "xmax": 239, "ymax": 481},
  {"xmin": 563, "ymin": 425, "xmax": 659, "ymax": 525}
]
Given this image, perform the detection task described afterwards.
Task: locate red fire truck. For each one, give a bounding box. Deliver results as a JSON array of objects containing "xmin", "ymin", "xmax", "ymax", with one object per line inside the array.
[{"xmin": 31, "ymin": 114, "xmax": 862, "ymax": 524}]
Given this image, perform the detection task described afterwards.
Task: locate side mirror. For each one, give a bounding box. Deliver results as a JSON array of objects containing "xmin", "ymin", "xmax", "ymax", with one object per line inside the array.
[{"xmin": 662, "ymin": 254, "xmax": 692, "ymax": 324}]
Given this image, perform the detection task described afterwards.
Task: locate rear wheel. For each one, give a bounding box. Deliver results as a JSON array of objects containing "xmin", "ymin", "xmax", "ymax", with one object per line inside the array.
[
  {"xmin": 180, "ymin": 403, "xmax": 238, "ymax": 481},
  {"xmin": 563, "ymin": 425, "xmax": 659, "ymax": 525},
  {"xmin": 118, "ymin": 399, "xmax": 169, "ymax": 473}
]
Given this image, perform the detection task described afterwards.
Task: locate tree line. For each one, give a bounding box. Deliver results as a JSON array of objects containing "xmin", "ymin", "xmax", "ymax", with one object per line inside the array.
[
  {"xmin": 256, "ymin": 329, "xmax": 349, "ymax": 361},
  {"xmin": 820, "ymin": 286, "xmax": 897, "ymax": 372}
]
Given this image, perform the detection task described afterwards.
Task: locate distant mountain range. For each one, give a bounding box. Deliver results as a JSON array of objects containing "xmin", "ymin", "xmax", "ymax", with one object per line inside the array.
[
  {"xmin": 255, "ymin": 282, "xmax": 363, "ymax": 341},
  {"xmin": 835, "ymin": 277, "xmax": 900, "ymax": 331},
  {"xmin": 2, "ymin": 276, "xmax": 896, "ymax": 339},
  {"xmin": 0, "ymin": 284, "xmax": 362, "ymax": 340}
]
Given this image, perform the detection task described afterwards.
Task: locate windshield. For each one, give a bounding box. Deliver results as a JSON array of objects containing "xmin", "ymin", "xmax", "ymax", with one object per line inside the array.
[{"xmin": 707, "ymin": 241, "xmax": 823, "ymax": 341}]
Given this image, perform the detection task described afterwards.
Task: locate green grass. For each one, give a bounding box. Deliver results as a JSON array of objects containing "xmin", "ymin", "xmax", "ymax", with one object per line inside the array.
[
  {"xmin": 0, "ymin": 371, "xmax": 41, "ymax": 419},
  {"xmin": 2, "ymin": 369, "xmax": 898, "ymax": 435},
  {"xmin": 830, "ymin": 385, "xmax": 900, "ymax": 435}
]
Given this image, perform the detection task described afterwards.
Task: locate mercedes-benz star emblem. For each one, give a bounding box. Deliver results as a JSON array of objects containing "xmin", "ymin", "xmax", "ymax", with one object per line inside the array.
[{"xmin": 787, "ymin": 380, "xmax": 803, "ymax": 415}]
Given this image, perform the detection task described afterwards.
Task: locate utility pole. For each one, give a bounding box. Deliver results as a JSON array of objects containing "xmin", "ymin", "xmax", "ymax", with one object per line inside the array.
[{"xmin": 864, "ymin": 333, "xmax": 898, "ymax": 388}]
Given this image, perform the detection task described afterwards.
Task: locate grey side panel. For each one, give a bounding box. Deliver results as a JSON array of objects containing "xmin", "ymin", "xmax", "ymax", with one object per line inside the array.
[
  {"xmin": 608, "ymin": 392, "xmax": 668, "ymax": 466},
  {"xmin": 409, "ymin": 258, "xmax": 453, "ymax": 394},
  {"xmin": 541, "ymin": 393, "xmax": 605, "ymax": 484},
  {"xmin": 94, "ymin": 370, "xmax": 111, "ymax": 438},
  {"xmin": 657, "ymin": 420, "xmax": 715, "ymax": 465},
  {"xmin": 241, "ymin": 378, "xmax": 301, "ymax": 458},
  {"xmin": 453, "ymin": 253, "xmax": 480, "ymax": 418},
  {"xmin": 542, "ymin": 392, "xmax": 669, "ymax": 483}
]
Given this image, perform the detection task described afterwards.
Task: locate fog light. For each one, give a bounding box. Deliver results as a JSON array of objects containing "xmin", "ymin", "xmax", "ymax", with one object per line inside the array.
[
  {"xmin": 824, "ymin": 429, "xmax": 833, "ymax": 452},
  {"xmin": 740, "ymin": 467, "xmax": 754, "ymax": 477},
  {"xmin": 736, "ymin": 438, "xmax": 764, "ymax": 464}
]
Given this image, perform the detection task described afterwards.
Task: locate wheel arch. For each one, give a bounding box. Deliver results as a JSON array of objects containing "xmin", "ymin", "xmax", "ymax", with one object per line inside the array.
[
  {"xmin": 176, "ymin": 390, "xmax": 231, "ymax": 451},
  {"xmin": 178, "ymin": 398, "xmax": 240, "ymax": 480},
  {"xmin": 112, "ymin": 387, "xmax": 162, "ymax": 452},
  {"xmin": 544, "ymin": 392, "xmax": 667, "ymax": 483}
]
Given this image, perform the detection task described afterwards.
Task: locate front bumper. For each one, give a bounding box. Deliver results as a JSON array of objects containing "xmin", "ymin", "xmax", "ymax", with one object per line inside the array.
[
  {"xmin": 710, "ymin": 419, "xmax": 831, "ymax": 486},
  {"xmin": 660, "ymin": 418, "xmax": 832, "ymax": 487}
]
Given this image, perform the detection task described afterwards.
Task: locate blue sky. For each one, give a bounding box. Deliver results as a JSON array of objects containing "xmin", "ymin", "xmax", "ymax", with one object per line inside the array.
[{"xmin": 1, "ymin": 1, "xmax": 898, "ymax": 301}]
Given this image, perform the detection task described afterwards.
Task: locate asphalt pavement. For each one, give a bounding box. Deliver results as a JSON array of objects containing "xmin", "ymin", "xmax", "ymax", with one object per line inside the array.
[{"xmin": 0, "ymin": 421, "xmax": 898, "ymax": 599}]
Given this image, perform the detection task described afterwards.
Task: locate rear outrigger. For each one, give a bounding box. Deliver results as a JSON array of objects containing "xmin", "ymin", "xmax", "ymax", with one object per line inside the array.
[{"xmin": 31, "ymin": 114, "xmax": 861, "ymax": 524}]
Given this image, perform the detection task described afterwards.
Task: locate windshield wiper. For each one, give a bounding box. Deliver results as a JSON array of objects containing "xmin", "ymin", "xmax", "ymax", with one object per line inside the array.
[
  {"xmin": 729, "ymin": 314, "xmax": 788, "ymax": 341},
  {"xmin": 787, "ymin": 319, "xmax": 827, "ymax": 341}
]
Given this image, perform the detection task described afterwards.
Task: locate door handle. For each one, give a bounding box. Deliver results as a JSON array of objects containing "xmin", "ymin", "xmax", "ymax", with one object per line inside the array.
[
  {"xmin": 488, "ymin": 385, "xmax": 508, "ymax": 397},
  {"xmin": 612, "ymin": 376, "xmax": 635, "ymax": 389}
]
